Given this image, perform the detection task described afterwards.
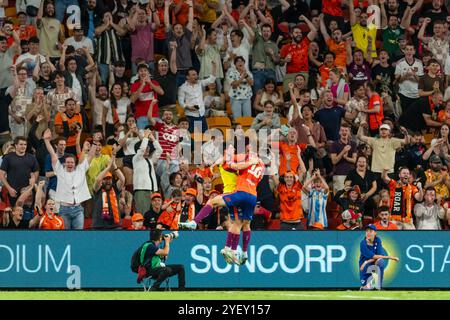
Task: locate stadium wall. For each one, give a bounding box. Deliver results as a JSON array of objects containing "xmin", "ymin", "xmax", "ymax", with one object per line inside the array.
[{"xmin": 0, "ymin": 231, "xmax": 449, "ymax": 289}]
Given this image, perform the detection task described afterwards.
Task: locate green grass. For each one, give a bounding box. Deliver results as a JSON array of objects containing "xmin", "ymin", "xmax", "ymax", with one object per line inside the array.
[{"xmin": 0, "ymin": 291, "xmax": 449, "ymax": 300}]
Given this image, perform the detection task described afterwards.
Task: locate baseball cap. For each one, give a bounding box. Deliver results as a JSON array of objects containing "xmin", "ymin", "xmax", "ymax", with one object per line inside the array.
[
  {"xmin": 350, "ymin": 185, "xmax": 361, "ymax": 194},
  {"xmin": 185, "ymin": 188, "xmax": 197, "ymax": 197},
  {"xmin": 158, "ymin": 58, "xmax": 169, "ymax": 65},
  {"xmin": 103, "ymin": 172, "xmax": 113, "ymax": 179},
  {"xmin": 132, "ymin": 213, "xmax": 144, "ymax": 222},
  {"xmin": 341, "ymin": 210, "xmax": 353, "ymax": 220},
  {"xmin": 379, "ymin": 124, "xmax": 391, "ymax": 131},
  {"xmin": 365, "ymin": 224, "xmax": 377, "ymax": 231},
  {"xmin": 151, "ymin": 192, "xmax": 162, "ymax": 200},
  {"xmin": 430, "ymin": 154, "xmax": 442, "ymax": 163}
]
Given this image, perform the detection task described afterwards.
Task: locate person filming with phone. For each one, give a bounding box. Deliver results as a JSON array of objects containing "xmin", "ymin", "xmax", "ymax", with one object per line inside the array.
[{"xmin": 136, "ymin": 229, "xmax": 185, "ymax": 291}]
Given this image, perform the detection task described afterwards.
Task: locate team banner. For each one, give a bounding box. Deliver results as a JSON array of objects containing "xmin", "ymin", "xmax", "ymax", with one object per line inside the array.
[{"xmin": 0, "ymin": 231, "xmax": 449, "ymax": 288}]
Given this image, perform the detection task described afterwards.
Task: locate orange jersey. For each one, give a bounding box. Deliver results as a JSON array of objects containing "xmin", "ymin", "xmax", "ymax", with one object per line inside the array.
[
  {"xmin": 157, "ymin": 200, "xmax": 182, "ymax": 230},
  {"xmin": 236, "ymin": 160, "xmax": 265, "ymax": 196},
  {"xmin": 278, "ymin": 181, "xmax": 303, "ymax": 221},
  {"xmin": 278, "ymin": 142, "xmax": 307, "ymax": 176},
  {"xmin": 39, "ymin": 214, "xmax": 65, "ymax": 230},
  {"xmin": 373, "ymin": 221, "xmax": 399, "ymax": 230},
  {"xmin": 326, "ymin": 38, "xmax": 347, "ymax": 69},
  {"xmin": 388, "ymin": 179, "xmax": 418, "ymax": 223},
  {"xmin": 54, "ymin": 112, "xmax": 83, "ymax": 147}
]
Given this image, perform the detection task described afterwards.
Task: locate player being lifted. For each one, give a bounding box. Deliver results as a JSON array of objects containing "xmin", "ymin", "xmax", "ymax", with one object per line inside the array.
[{"xmin": 180, "ymin": 137, "xmax": 265, "ymax": 266}]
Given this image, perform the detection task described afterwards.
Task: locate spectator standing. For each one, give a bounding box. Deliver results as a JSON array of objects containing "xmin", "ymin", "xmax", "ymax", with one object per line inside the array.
[
  {"xmin": 227, "ymin": 56, "xmax": 254, "ymax": 118},
  {"xmin": 133, "ymin": 129, "xmax": 163, "ymax": 214},
  {"xmin": 394, "ymin": 44, "xmax": 424, "ymax": 114},
  {"xmin": 418, "ymin": 58, "xmax": 445, "ymax": 97},
  {"xmin": 348, "ymin": 0, "xmax": 377, "ymax": 58},
  {"xmin": 130, "ymin": 64, "xmax": 164, "ymax": 129},
  {"xmin": 0, "ymin": 135, "xmax": 39, "ymax": 206},
  {"xmin": 382, "ymin": 166, "xmax": 424, "ymax": 230},
  {"xmin": 154, "ymin": 43, "xmax": 178, "ymax": 120},
  {"xmin": 178, "ymin": 67, "xmax": 215, "ymax": 133},
  {"xmin": 329, "ymin": 124, "xmax": 357, "ymax": 193},
  {"xmin": 45, "ymin": 136, "xmax": 67, "ymax": 201},
  {"xmin": 128, "ymin": 4, "xmax": 160, "ymax": 74},
  {"xmin": 36, "ymin": 0, "xmax": 64, "ymax": 60},
  {"xmin": 15, "ymin": 36, "xmax": 44, "ymax": 77},
  {"xmin": 251, "ymin": 23, "xmax": 279, "ymax": 93},
  {"xmin": 280, "ymin": 16, "xmax": 317, "ymax": 92},
  {"xmin": 92, "ymin": 151, "xmax": 126, "ymax": 229},
  {"xmin": 63, "ymin": 24, "xmax": 94, "ymax": 55},
  {"xmin": 102, "ymin": 83, "xmax": 131, "ymax": 138},
  {"xmin": 418, "ymin": 18, "xmax": 449, "ymax": 67},
  {"xmin": 54, "ymin": 98, "xmax": 83, "ymax": 155},
  {"xmin": 43, "ymin": 129, "xmax": 97, "ymax": 230},
  {"xmin": 165, "ymin": 0, "xmax": 194, "ymax": 87},
  {"xmin": 414, "ymin": 187, "xmax": 445, "ymax": 230},
  {"xmin": 424, "ymin": 154, "xmax": 450, "ymax": 200}
]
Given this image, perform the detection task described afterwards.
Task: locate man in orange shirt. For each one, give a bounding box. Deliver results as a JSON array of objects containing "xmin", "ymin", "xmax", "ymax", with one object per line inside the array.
[
  {"xmin": 373, "ymin": 206, "xmax": 399, "ymax": 230},
  {"xmin": 360, "ymin": 83, "xmax": 384, "ymax": 136},
  {"xmin": 272, "ymin": 171, "xmax": 304, "ymax": 230},
  {"xmin": 280, "ymin": 16, "xmax": 317, "ymax": 92},
  {"xmin": 382, "ymin": 167, "xmax": 423, "ymax": 230},
  {"xmin": 277, "ymin": 127, "xmax": 308, "ymax": 176},
  {"xmin": 319, "ymin": 13, "xmax": 350, "ymax": 71},
  {"xmin": 54, "ymin": 98, "xmax": 83, "ymax": 155}
]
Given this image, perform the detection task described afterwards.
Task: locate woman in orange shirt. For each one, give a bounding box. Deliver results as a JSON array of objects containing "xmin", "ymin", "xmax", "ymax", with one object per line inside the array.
[{"xmin": 271, "ymin": 168, "xmax": 306, "ymax": 230}]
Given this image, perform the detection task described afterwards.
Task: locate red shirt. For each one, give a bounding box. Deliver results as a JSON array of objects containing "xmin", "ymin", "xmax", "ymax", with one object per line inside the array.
[
  {"xmin": 155, "ymin": 122, "xmax": 179, "ymax": 160},
  {"xmin": 322, "ymin": 0, "xmax": 343, "ymax": 17},
  {"xmin": 130, "ymin": 80, "xmax": 160, "ymax": 118},
  {"xmin": 280, "ymin": 38, "xmax": 310, "ymax": 74},
  {"xmin": 236, "ymin": 160, "xmax": 265, "ymax": 196}
]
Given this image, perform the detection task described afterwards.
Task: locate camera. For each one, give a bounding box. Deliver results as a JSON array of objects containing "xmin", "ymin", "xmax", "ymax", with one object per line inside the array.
[
  {"xmin": 195, "ymin": 175, "xmax": 204, "ymax": 184},
  {"xmin": 164, "ymin": 231, "xmax": 179, "ymax": 240}
]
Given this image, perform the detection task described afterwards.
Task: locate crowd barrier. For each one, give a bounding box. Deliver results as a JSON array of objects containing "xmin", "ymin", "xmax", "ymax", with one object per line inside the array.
[{"xmin": 0, "ymin": 231, "xmax": 449, "ymax": 289}]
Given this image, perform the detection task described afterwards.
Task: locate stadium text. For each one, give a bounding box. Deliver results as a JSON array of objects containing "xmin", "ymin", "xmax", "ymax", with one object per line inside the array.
[
  {"xmin": 405, "ymin": 245, "xmax": 450, "ymax": 273},
  {"xmin": 0, "ymin": 244, "xmax": 72, "ymax": 273},
  {"xmin": 190, "ymin": 244, "xmax": 346, "ymax": 274}
]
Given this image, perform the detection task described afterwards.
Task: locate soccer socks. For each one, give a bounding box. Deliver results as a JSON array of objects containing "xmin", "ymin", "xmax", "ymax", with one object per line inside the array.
[
  {"xmin": 231, "ymin": 233, "xmax": 240, "ymax": 251},
  {"xmin": 242, "ymin": 230, "xmax": 251, "ymax": 252},
  {"xmin": 225, "ymin": 232, "xmax": 233, "ymax": 248},
  {"xmin": 194, "ymin": 204, "xmax": 213, "ymax": 224}
]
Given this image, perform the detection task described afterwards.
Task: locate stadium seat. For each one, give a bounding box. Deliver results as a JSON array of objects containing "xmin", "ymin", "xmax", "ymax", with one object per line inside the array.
[
  {"xmin": 234, "ymin": 116, "xmax": 254, "ymax": 131},
  {"xmin": 206, "ymin": 117, "xmax": 232, "ymax": 139}
]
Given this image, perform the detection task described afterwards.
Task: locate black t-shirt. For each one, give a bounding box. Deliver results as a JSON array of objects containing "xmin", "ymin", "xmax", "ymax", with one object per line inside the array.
[
  {"xmin": 154, "ymin": 71, "xmax": 177, "ymax": 107},
  {"xmin": 0, "ymin": 153, "xmax": 39, "ymax": 192},
  {"xmin": 0, "ymin": 91, "xmax": 12, "ymax": 132},
  {"xmin": 399, "ymin": 97, "xmax": 433, "ymax": 132},
  {"xmin": 4, "ymin": 219, "xmax": 29, "ymax": 229},
  {"xmin": 37, "ymin": 76, "xmax": 55, "ymax": 95},
  {"xmin": 371, "ymin": 63, "xmax": 395, "ymax": 93},
  {"xmin": 144, "ymin": 208, "xmax": 161, "ymax": 230},
  {"xmin": 345, "ymin": 169, "xmax": 377, "ymax": 194}
]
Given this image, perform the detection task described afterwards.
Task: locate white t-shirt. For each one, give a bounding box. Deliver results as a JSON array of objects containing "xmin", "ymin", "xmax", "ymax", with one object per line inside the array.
[
  {"xmin": 103, "ymin": 97, "xmax": 131, "ymax": 124},
  {"xmin": 71, "ymin": 73, "xmax": 83, "ymax": 104},
  {"xmin": 394, "ymin": 58, "xmax": 424, "ymax": 98},
  {"xmin": 64, "ymin": 36, "xmax": 95, "ymax": 55},
  {"xmin": 224, "ymin": 38, "xmax": 251, "ymax": 71}
]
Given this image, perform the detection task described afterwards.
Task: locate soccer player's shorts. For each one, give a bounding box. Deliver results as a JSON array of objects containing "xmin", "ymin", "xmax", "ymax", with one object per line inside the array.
[{"xmin": 222, "ymin": 191, "xmax": 257, "ymax": 221}]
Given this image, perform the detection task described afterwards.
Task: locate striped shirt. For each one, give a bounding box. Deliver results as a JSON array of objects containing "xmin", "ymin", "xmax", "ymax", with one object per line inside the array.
[
  {"xmin": 308, "ymin": 189, "xmax": 328, "ymax": 228},
  {"xmin": 154, "ymin": 122, "xmax": 179, "ymax": 160},
  {"xmin": 95, "ymin": 28, "xmax": 124, "ymax": 65}
]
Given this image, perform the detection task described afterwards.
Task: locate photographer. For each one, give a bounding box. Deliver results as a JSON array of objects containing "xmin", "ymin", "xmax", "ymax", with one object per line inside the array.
[{"xmin": 138, "ymin": 229, "xmax": 185, "ymax": 291}]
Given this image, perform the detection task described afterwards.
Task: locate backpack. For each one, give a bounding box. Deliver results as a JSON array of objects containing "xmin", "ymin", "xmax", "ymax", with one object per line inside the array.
[{"xmin": 130, "ymin": 242, "xmax": 152, "ymax": 273}]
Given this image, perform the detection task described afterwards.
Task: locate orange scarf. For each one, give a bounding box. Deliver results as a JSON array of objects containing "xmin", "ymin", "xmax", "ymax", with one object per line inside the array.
[
  {"xmin": 112, "ymin": 106, "xmax": 120, "ymax": 125},
  {"xmin": 101, "ymin": 188, "xmax": 120, "ymax": 224}
]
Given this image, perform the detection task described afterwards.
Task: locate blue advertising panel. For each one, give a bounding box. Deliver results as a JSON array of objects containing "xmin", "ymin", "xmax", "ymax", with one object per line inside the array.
[{"xmin": 0, "ymin": 231, "xmax": 449, "ymax": 288}]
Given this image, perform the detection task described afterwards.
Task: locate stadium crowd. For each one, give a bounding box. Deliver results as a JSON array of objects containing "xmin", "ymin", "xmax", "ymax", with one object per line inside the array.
[{"xmin": 0, "ymin": 0, "xmax": 449, "ymax": 231}]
